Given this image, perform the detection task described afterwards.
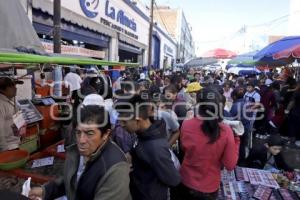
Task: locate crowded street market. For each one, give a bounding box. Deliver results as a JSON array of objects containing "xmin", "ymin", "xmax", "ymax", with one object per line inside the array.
[{"xmin": 1, "ymin": 0, "xmax": 300, "ymax": 200}]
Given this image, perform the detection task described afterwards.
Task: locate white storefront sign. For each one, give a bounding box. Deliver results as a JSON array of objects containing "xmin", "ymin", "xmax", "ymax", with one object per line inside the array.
[
  {"xmin": 55, "ymin": 0, "xmax": 149, "ymax": 45},
  {"xmin": 42, "ymin": 42, "xmax": 105, "ymax": 58}
]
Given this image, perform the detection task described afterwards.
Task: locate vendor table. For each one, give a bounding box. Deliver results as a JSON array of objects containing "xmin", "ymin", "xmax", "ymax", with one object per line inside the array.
[{"xmin": 0, "ymin": 140, "xmax": 65, "ymax": 184}]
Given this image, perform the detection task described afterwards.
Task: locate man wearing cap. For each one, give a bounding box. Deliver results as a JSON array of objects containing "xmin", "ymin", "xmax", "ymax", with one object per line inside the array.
[
  {"xmin": 186, "ymin": 82, "xmax": 202, "ymax": 106},
  {"xmin": 0, "ymin": 77, "xmax": 23, "ymax": 151}
]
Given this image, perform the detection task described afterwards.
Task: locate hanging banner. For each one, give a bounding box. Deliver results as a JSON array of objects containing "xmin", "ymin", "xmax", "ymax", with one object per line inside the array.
[{"xmin": 42, "ymin": 42, "xmax": 105, "ymax": 59}]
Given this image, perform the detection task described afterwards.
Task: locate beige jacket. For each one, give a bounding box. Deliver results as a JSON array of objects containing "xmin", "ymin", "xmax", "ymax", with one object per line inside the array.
[{"xmin": 0, "ymin": 94, "xmax": 20, "ymax": 151}]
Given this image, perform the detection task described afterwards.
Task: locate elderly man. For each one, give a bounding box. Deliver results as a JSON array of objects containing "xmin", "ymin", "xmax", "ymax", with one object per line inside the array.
[
  {"xmin": 29, "ymin": 106, "xmax": 131, "ymax": 200},
  {"xmin": 0, "ymin": 77, "xmax": 23, "ymax": 151}
]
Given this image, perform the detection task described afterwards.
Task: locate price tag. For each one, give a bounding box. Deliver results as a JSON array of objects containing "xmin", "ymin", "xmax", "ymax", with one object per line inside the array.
[
  {"xmin": 32, "ymin": 157, "xmax": 54, "ymax": 168},
  {"xmin": 57, "ymin": 144, "xmax": 65, "ymax": 153},
  {"xmin": 12, "ymin": 111, "xmax": 26, "ymax": 130}
]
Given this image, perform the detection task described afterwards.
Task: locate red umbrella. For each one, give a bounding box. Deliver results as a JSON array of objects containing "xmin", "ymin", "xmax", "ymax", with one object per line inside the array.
[
  {"xmin": 202, "ymin": 48, "xmax": 236, "ymax": 59},
  {"xmin": 273, "ymin": 44, "xmax": 300, "ymax": 60}
]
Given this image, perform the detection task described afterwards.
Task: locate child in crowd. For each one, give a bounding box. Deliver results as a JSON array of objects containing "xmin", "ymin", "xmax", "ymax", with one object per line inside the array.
[{"xmin": 245, "ymin": 135, "xmax": 291, "ymax": 171}]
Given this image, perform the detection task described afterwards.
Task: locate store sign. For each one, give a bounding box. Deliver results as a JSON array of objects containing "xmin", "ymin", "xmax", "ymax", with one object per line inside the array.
[
  {"xmin": 79, "ymin": 0, "xmax": 100, "ymax": 18},
  {"xmin": 105, "ymin": 0, "xmax": 137, "ymax": 32},
  {"xmin": 42, "ymin": 42, "xmax": 105, "ymax": 59},
  {"xmin": 100, "ymin": 17, "xmax": 138, "ymax": 40},
  {"xmin": 79, "ymin": 0, "xmax": 137, "ymax": 32}
]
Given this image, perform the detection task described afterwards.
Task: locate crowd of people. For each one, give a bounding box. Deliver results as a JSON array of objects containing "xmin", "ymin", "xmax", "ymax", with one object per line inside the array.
[{"xmin": 22, "ymin": 66, "xmax": 300, "ymax": 200}]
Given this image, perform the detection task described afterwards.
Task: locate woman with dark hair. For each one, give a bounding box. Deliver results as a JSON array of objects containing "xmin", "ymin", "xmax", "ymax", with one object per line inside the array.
[{"xmin": 179, "ymin": 88, "xmax": 240, "ymax": 200}]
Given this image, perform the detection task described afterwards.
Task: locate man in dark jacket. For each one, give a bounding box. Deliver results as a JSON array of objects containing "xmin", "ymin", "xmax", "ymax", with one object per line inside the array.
[
  {"xmin": 245, "ymin": 135, "xmax": 291, "ymax": 171},
  {"xmin": 115, "ymin": 95, "xmax": 181, "ymax": 200},
  {"xmin": 29, "ymin": 106, "xmax": 131, "ymax": 200}
]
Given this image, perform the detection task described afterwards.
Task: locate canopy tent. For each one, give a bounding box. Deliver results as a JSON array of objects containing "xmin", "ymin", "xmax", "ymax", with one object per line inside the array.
[
  {"xmin": 202, "ymin": 48, "xmax": 236, "ymax": 59},
  {"xmin": 254, "ymin": 36, "xmax": 300, "ymax": 66},
  {"xmin": 0, "ymin": 52, "xmax": 139, "ymax": 67},
  {"xmin": 0, "ymin": 0, "xmax": 45, "ymax": 54},
  {"xmin": 184, "ymin": 57, "xmax": 218, "ymax": 68},
  {"xmin": 228, "ymin": 51, "xmax": 258, "ymax": 65}
]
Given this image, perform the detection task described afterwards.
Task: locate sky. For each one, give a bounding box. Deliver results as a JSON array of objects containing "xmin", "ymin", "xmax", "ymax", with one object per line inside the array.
[{"xmin": 141, "ymin": 0, "xmax": 291, "ymax": 56}]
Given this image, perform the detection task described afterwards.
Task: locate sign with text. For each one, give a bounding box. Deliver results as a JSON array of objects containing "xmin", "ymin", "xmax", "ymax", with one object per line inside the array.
[
  {"xmin": 42, "ymin": 42, "xmax": 105, "ymax": 58},
  {"xmin": 58, "ymin": 0, "xmax": 148, "ymax": 43}
]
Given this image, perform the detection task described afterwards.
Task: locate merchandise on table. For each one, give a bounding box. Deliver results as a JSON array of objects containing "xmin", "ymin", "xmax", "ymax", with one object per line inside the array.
[
  {"xmin": 278, "ymin": 188, "xmax": 299, "ymax": 200},
  {"xmin": 23, "ymin": 157, "xmax": 64, "ymax": 178},
  {"xmin": 235, "ymin": 167, "xmax": 250, "ymax": 182},
  {"xmin": 246, "ymin": 168, "xmax": 280, "ymax": 189},
  {"xmin": 18, "ymin": 99, "xmax": 43, "ymax": 125},
  {"xmin": 269, "ymin": 189, "xmax": 283, "ymax": 200},
  {"xmin": 220, "ymin": 167, "xmax": 300, "ymax": 199},
  {"xmin": 253, "ymin": 185, "xmax": 272, "ymax": 200},
  {"xmin": 222, "ymin": 169, "xmax": 237, "ymax": 183}
]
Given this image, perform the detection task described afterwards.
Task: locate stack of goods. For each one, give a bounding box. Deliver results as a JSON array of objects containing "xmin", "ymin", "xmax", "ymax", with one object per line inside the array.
[{"xmin": 219, "ymin": 167, "xmax": 300, "ymax": 200}]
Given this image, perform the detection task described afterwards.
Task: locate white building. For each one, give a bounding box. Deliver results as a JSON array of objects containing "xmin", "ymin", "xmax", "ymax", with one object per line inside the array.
[{"xmin": 20, "ymin": 0, "xmax": 176, "ymax": 69}]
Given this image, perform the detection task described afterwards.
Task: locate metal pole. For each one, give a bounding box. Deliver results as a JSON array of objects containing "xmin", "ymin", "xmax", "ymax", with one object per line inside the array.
[
  {"xmin": 53, "ymin": 0, "xmax": 61, "ymax": 53},
  {"xmin": 147, "ymin": 0, "xmax": 154, "ymax": 72}
]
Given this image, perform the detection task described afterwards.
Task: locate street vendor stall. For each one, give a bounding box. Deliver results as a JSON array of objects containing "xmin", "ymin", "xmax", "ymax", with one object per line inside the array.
[{"xmin": 0, "ymin": 51, "xmax": 139, "ymax": 195}]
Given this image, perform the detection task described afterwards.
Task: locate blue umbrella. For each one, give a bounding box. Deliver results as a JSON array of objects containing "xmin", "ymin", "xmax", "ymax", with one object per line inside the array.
[
  {"xmin": 227, "ymin": 66, "xmax": 261, "ymax": 76},
  {"xmin": 226, "ymin": 63, "xmax": 256, "ymax": 70},
  {"xmin": 254, "ymin": 36, "xmax": 300, "ymax": 66}
]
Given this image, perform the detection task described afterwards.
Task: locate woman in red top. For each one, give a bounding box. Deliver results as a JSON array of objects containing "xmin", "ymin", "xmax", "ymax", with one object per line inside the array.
[{"xmin": 179, "ymin": 87, "xmax": 240, "ymax": 200}]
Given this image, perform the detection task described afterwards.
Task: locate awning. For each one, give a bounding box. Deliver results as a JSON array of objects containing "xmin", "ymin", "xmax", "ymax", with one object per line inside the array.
[
  {"xmin": 118, "ymin": 33, "xmax": 147, "ymax": 50},
  {"xmin": 32, "ymin": 0, "xmax": 116, "ymax": 38},
  {"xmin": 32, "ymin": 0, "xmax": 148, "ymax": 50},
  {"xmin": 119, "ymin": 42, "xmax": 142, "ymax": 54}
]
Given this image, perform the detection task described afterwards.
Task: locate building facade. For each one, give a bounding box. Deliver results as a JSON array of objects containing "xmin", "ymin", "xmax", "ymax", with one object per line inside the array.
[
  {"xmin": 154, "ymin": 6, "xmax": 195, "ymax": 64},
  {"xmin": 20, "ymin": 0, "xmax": 176, "ymax": 69}
]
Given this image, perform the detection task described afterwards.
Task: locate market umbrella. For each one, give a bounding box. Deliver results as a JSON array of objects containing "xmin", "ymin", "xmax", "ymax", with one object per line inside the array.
[
  {"xmin": 202, "ymin": 48, "xmax": 236, "ymax": 59},
  {"xmin": 254, "ymin": 36, "xmax": 300, "ymax": 66},
  {"xmin": 228, "ymin": 51, "xmax": 258, "ymax": 65},
  {"xmin": 227, "ymin": 66, "xmax": 261, "ymax": 76},
  {"xmin": 184, "ymin": 57, "xmax": 218, "ymax": 68},
  {"xmin": 273, "ymin": 43, "xmax": 300, "ymax": 61}
]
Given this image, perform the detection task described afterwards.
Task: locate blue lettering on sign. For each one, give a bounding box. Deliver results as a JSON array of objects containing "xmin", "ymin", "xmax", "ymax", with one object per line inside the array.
[
  {"xmin": 105, "ymin": 0, "xmax": 115, "ymax": 20},
  {"xmin": 105, "ymin": 0, "xmax": 137, "ymax": 32},
  {"xmin": 79, "ymin": 0, "xmax": 99, "ymax": 18}
]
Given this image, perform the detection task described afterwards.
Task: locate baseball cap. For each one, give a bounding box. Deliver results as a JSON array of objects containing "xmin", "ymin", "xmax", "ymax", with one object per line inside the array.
[
  {"xmin": 0, "ymin": 77, "xmax": 23, "ymax": 90},
  {"xmin": 82, "ymin": 94, "xmax": 104, "ymax": 106},
  {"xmin": 186, "ymin": 82, "xmax": 202, "ymax": 93}
]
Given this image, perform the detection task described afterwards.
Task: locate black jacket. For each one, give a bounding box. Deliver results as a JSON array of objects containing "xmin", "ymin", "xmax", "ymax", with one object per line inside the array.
[
  {"xmin": 130, "ymin": 120, "xmax": 181, "ymax": 200},
  {"xmin": 44, "ymin": 140, "xmax": 131, "ymax": 200},
  {"xmin": 245, "ymin": 145, "xmax": 291, "ymax": 171}
]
